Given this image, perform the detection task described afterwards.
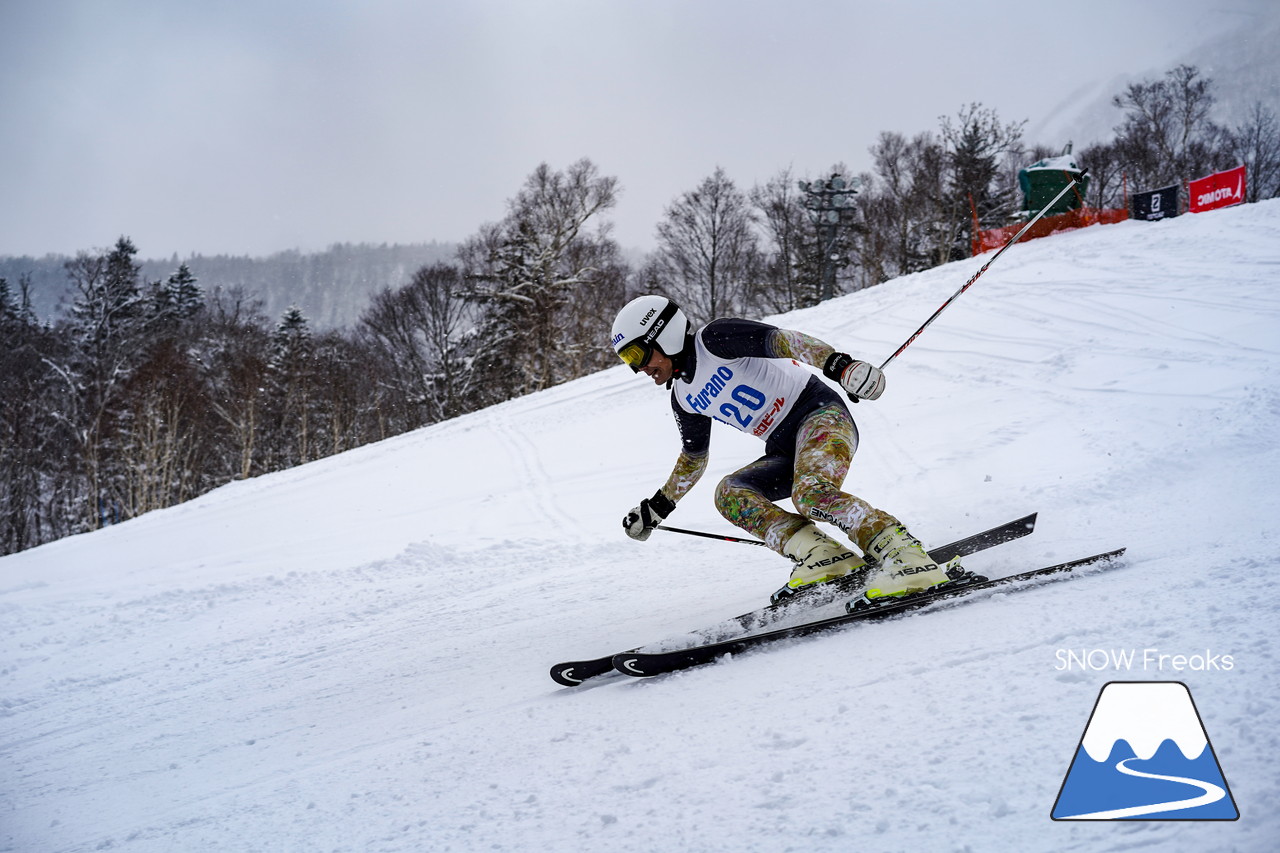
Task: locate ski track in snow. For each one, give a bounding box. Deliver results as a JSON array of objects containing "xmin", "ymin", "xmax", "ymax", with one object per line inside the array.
[{"xmin": 3, "ymin": 202, "xmax": 1279, "ymax": 852}]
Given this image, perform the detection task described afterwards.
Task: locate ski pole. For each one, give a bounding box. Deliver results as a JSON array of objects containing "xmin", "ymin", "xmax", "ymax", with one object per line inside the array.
[
  {"xmin": 878, "ymin": 169, "xmax": 1089, "ymax": 372},
  {"xmin": 656, "ymin": 525, "xmax": 767, "ymax": 547}
]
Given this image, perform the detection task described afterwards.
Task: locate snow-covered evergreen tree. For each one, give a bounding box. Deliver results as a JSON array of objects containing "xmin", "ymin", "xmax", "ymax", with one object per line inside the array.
[
  {"xmin": 266, "ymin": 306, "xmax": 315, "ymax": 467},
  {"xmin": 941, "ymin": 103, "xmax": 1026, "ymax": 263},
  {"xmin": 460, "ymin": 159, "xmax": 624, "ymax": 402},
  {"xmin": 62, "ymin": 236, "xmax": 152, "ymax": 529}
]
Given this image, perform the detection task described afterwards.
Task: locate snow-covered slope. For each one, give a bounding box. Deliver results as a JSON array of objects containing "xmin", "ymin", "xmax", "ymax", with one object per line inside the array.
[{"xmin": 4, "ymin": 202, "xmax": 1279, "ymax": 852}]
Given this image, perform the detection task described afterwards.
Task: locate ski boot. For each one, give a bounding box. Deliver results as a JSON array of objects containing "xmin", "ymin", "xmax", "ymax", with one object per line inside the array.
[
  {"xmin": 770, "ymin": 524, "xmax": 869, "ymax": 605},
  {"xmin": 850, "ymin": 524, "xmax": 958, "ymax": 609}
]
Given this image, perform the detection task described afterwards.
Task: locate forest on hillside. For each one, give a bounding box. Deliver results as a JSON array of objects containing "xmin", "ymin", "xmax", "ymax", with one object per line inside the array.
[
  {"xmin": 2, "ymin": 65, "xmax": 1277, "ymax": 556},
  {"xmin": 0, "ymin": 242, "xmax": 458, "ymax": 331}
]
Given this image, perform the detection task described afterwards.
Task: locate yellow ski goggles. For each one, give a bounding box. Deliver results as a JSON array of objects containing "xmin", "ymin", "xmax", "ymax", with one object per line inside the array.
[
  {"xmin": 615, "ymin": 300, "xmax": 680, "ymax": 372},
  {"xmin": 617, "ymin": 340, "xmax": 654, "ymax": 371}
]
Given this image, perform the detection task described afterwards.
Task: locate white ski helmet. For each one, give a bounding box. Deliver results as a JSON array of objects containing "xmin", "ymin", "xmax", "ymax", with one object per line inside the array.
[{"xmin": 611, "ymin": 295, "xmax": 689, "ymax": 371}]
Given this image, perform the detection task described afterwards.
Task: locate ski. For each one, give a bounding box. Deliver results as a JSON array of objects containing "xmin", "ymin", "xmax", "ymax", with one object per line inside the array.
[
  {"xmin": 549, "ymin": 512, "xmax": 1037, "ymax": 687},
  {"xmin": 612, "ymin": 548, "xmax": 1125, "ymax": 679}
]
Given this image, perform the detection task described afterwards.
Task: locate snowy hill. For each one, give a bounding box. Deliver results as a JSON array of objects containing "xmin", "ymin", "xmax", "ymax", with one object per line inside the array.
[{"xmin": 4, "ymin": 201, "xmax": 1279, "ymax": 852}]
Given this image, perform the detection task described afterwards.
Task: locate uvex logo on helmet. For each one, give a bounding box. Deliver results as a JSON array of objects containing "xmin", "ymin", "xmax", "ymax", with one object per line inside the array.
[{"xmin": 638, "ymin": 308, "xmax": 658, "ymax": 327}]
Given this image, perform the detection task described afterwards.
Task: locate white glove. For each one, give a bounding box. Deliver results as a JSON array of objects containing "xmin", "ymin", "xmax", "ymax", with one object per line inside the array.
[
  {"xmin": 824, "ymin": 352, "xmax": 885, "ymax": 401},
  {"xmin": 623, "ymin": 491, "xmax": 676, "ymax": 541}
]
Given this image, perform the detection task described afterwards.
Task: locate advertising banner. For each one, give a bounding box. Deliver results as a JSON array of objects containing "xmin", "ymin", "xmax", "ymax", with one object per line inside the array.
[
  {"xmin": 1131, "ymin": 185, "xmax": 1180, "ymax": 221},
  {"xmin": 1189, "ymin": 165, "xmax": 1246, "ymax": 213}
]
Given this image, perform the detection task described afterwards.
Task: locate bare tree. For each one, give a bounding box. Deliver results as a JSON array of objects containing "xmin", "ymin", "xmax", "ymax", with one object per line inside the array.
[
  {"xmin": 749, "ymin": 168, "xmax": 809, "ymax": 313},
  {"xmin": 855, "ymin": 131, "xmax": 948, "ymax": 281},
  {"xmin": 119, "ymin": 337, "xmax": 210, "ymax": 515},
  {"xmin": 361, "ymin": 262, "xmax": 478, "ymax": 424},
  {"xmin": 202, "ymin": 287, "xmax": 270, "ymax": 480},
  {"xmin": 1077, "ymin": 140, "xmax": 1128, "ymax": 208},
  {"xmin": 307, "ymin": 330, "xmax": 387, "ymax": 456},
  {"xmin": 1228, "ymin": 102, "xmax": 1280, "ymax": 202},
  {"xmin": 652, "ymin": 166, "xmax": 760, "ymax": 323},
  {"xmin": 1112, "ymin": 64, "xmax": 1231, "ymax": 192}
]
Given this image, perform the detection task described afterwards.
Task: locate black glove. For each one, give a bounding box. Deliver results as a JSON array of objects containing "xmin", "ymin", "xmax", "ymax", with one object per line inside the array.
[
  {"xmin": 823, "ymin": 352, "xmax": 886, "ymax": 402},
  {"xmin": 623, "ymin": 490, "xmax": 677, "ymax": 541}
]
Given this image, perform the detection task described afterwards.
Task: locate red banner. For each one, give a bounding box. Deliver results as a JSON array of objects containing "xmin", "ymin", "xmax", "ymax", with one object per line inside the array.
[{"xmin": 1189, "ymin": 165, "xmax": 1246, "ymax": 213}]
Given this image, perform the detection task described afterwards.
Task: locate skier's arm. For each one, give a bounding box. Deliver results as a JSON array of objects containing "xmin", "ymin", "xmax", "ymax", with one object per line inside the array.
[
  {"xmin": 771, "ymin": 328, "xmax": 886, "ymax": 402},
  {"xmin": 700, "ymin": 320, "xmax": 861, "ymax": 378},
  {"xmin": 661, "ymin": 449, "xmax": 708, "ymax": 504},
  {"xmin": 661, "ymin": 398, "xmax": 711, "ymax": 503},
  {"xmin": 623, "ymin": 401, "xmax": 710, "ymax": 541},
  {"xmin": 767, "ymin": 328, "xmax": 836, "ymax": 367},
  {"xmin": 702, "ymin": 318, "xmax": 885, "ymax": 401}
]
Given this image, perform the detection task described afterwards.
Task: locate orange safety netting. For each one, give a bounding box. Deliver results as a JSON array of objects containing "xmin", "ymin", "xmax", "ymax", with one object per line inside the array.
[{"xmin": 973, "ymin": 207, "xmax": 1128, "ymax": 255}]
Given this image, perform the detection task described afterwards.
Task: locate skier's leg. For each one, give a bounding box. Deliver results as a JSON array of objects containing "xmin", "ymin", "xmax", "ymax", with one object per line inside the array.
[
  {"xmin": 791, "ymin": 405, "xmax": 955, "ymax": 599},
  {"xmin": 713, "ymin": 455, "xmax": 807, "ymax": 553},
  {"xmin": 789, "ymin": 405, "xmax": 898, "ymax": 550},
  {"xmin": 715, "ymin": 448, "xmax": 864, "ymax": 594}
]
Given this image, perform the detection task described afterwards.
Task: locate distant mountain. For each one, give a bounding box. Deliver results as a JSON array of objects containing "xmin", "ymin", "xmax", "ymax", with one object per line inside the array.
[
  {"xmin": 1029, "ymin": 9, "xmax": 1280, "ymax": 148},
  {"xmin": 1, "ymin": 241, "xmax": 459, "ymax": 330}
]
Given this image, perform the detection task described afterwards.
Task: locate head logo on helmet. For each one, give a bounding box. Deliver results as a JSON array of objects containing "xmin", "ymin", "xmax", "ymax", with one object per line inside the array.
[{"xmin": 611, "ymin": 295, "xmax": 689, "ymax": 373}]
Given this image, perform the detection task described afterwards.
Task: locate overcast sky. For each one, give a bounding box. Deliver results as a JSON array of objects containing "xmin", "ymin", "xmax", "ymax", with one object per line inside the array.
[{"xmin": 0, "ymin": 0, "xmax": 1273, "ymax": 259}]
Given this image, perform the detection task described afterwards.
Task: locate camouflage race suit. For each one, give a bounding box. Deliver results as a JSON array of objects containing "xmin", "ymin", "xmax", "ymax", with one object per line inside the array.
[
  {"xmin": 713, "ymin": 404, "xmax": 898, "ymax": 554},
  {"xmin": 658, "ymin": 318, "xmax": 900, "ymax": 558}
]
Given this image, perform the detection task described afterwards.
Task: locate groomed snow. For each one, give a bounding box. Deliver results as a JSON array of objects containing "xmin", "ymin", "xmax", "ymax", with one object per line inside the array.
[{"xmin": 4, "ymin": 200, "xmax": 1278, "ymax": 852}]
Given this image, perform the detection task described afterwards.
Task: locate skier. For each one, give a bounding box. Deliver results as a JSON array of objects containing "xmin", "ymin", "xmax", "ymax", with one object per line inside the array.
[{"xmin": 611, "ymin": 294, "xmax": 957, "ymax": 605}]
